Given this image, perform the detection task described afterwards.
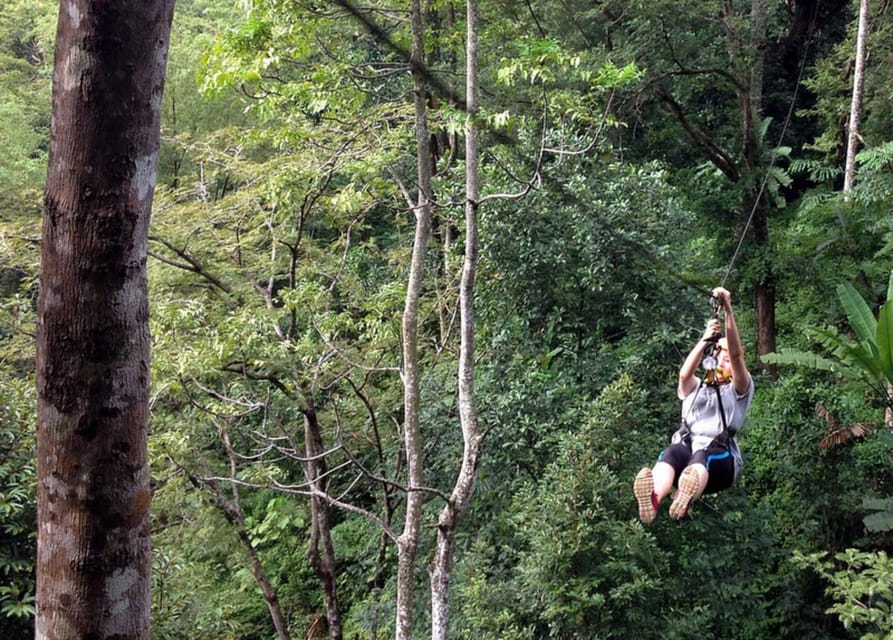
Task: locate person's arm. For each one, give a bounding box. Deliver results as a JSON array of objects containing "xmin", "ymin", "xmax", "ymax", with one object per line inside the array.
[
  {"xmin": 678, "ymin": 318, "xmax": 721, "ymax": 399},
  {"xmin": 713, "ymin": 286, "xmax": 752, "ymax": 396}
]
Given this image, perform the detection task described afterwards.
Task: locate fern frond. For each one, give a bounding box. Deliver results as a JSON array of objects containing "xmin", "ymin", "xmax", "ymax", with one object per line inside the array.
[
  {"xmin": 811, "ymin": 166, "xmax": 842, "ymax": 183},
  {"xmin": 856, "ymin": 141, "xmax": 893, "ymax": 171},
  {"xmin": 789, "ymin": 158, "xmax": 819, "ymax": 175}
]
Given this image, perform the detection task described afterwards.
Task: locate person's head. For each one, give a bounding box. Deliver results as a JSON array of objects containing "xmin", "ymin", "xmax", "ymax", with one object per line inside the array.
[{"xmin": 714, "ymin": 338, "xmax": 732, "ymax": 382}]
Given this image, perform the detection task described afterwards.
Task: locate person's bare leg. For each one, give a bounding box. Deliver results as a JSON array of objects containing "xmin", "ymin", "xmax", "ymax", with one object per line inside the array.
[{"xmin": 652, "ymin": 461, "xmax": 676, "ymax": 501}]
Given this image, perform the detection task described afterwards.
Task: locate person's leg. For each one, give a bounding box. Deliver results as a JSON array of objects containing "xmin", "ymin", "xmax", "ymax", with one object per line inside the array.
[
  {"xmin": 651, "ymin": 460, "xmax": 677, "ymax": 501},
  {"xmin": 669, "ymin": 463, "xmax": 706, "ymax": 519},
  {"xmin": 669, "ymin": 445, "xmax": 734, "ymax": 519},
  {"xmin": 633, "ymin": 468, "xmax": 658, "ymax": 523},
  {"xmin": 634, "ymin": 444, "xmax": 689, "ymax": 523}
]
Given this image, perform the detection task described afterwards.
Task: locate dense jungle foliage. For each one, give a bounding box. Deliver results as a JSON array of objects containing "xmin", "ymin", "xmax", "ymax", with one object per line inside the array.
[{"xmin": 2, "ymin": 0, "xmax": 893, "ymax": 637}]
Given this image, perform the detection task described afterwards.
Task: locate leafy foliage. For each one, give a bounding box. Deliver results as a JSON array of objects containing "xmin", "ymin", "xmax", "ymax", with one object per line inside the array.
[
  {"xmin": 4, "ymin": 0, "xmax": 893, "ymax": 637},
  {"xmin": 763, "ymin": 272, "xmax": 893, "ymax": 411},
  {"xmin": 0, "ymin": 379, "xmax": 36, "ymax": 635},
  {"xmin": 795, "ymin": 549, "xmax": 893, "ymax": 640}
]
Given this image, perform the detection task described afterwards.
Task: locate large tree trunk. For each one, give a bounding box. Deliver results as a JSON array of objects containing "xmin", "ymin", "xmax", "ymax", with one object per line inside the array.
[
  {"xmin": 36, "ymin": 1, "xmax": 175, "ymax": 638},
  {"xmin": 749, "ymin": 194, "xmax": 778, "ymax": 373},
  {"xmin": 430, "ymin": 0, "xmax": 483, "ymax": 636},
  {"xmin": 395, "ymin": 0, "xmax": 435, "ymax": 637},
  {"xmin": 753, "ymin": 269, "xmax": 777, "ymax": 366}
]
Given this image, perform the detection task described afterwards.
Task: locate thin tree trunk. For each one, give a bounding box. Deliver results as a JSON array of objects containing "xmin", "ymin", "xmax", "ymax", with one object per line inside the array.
[
  {"xmin": 235, "ymin": 520, "xmax": 293, "ymax": 640},
  {"xmin": 744, "ymin": 0, "xmax": 777, "ymax": 374},
  {"xmin": 396, "ymin": 0, "xmax": 435, "ymax": 636},
  {"xmin": 193, "ymin": 423, "xmax": 293, "ymax": 640},
  {"xmin": 430, "ymin": 0, "xmax": 483, "ymax": 636},
  {"xmin": 36, "ymin": 1, "xmax": 174, "ymax": 638},
  {"xmin": 844, "ymin": 0, "xmax": 870, "ymax": 192},
  {"xmin": 748, "ymin": 0, "xmax": 768, "ymax": 115},
  {"xmin": 304, "ymin": 408, "xmax": 343, "ymax": 640}
]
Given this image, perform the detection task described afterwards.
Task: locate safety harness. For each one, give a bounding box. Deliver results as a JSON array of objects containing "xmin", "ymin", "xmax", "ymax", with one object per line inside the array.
[{"xmin": 677, "ymin": 296, "xmax": 732, "ymax": 448}]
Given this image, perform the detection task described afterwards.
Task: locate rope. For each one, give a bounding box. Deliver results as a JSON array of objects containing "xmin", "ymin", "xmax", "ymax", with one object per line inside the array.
[{"xmin": 720, "ymin": 24, "xmax": 816, "ymax": 287}]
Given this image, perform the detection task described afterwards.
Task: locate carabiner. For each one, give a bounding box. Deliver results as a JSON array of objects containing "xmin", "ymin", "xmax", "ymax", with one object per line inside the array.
[{"xmin": 709, "ymin": 294, "xmax": 720, "ymax": 319}]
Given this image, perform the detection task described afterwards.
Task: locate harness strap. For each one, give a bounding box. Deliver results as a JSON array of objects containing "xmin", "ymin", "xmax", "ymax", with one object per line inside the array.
[
  {"xmin": 679, "ymin": 379, "xmax": 731, "ymax": 445},
  {"xmin": 713, "ymin": 384, "xmax": 729, "ymax": 433},
  {"xmin": 711, "ymin": 383, "xmax": 731, "ymax": 448}
]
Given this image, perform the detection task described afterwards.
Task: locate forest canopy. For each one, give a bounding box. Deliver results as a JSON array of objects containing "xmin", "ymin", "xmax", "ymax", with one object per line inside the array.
[{"xmin": 2, "ymin": 0, "xmax": 893, "ymax": 638}]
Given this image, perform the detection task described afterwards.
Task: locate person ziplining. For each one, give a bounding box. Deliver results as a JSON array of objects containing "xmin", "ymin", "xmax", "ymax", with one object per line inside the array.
[{"xmin": 633, "ymin": 286, "xmax": 755, "ymax": 522}]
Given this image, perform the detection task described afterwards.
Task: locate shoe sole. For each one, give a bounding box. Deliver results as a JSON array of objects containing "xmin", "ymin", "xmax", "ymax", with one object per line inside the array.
[
  {"xmin": 669, "ymin": 467, "xmax": 699, "ymax": 520},
  {"xmin": 633, "ymin": 469, "xmax": 656, "ymax": 524}
]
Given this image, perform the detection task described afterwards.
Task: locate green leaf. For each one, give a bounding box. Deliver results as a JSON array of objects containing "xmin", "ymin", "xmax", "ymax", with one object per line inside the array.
[
  {"xmin": 864, "ymin": 511, "xmax": 893, "ymax": 533},
  {"xmin": 863, "ymin": 497, "xmax": 893, "ymax": 511},
  {"xmin": 836, "ymin": 282, "xmax": 877, "ymax": 347},
  {"xmin": 836, "ymin": 341, "xmax": 884, "ymax": 385},
  {"xmin": 887, "ymin": 270, "xmax": 893, "ymax": 305},
  {"xmin": 878, "ymin": 303, "xmax": 893, "ymax": 385},
  {"xmin": 761, "ymin": 348, "xmax": 854, "ymax": 377},
  {"xmin": 863, "ymin": 497, "xmax": 893, "ymax": 535}
]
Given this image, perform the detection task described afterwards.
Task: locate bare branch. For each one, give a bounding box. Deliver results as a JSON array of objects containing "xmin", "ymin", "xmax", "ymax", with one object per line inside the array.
[
  {"xmin": 654, "ymin": 86, "xmax": 740, "ymax": 181},
  {"xmin": 148, "ymin": 234, "xmax": 235, "ymax": 297}
]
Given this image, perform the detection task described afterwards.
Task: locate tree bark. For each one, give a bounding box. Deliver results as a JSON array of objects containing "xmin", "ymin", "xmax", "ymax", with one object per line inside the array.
[
  {"xmin": 743, "ymin": 0, "xmax": 778, "ymax": 371},
  {"xmin": 395, "ymin": 0, "xmax": 435, "ymax": 637},
  {"xmin": 844, "ymin": 0, "xmax": 870, "ymax": 192},
  {"xmin": 430, "ymin": 0, "xmax": 484, "ymax": 636},
  {"xmin": 304, "ymin": 407, "xmax": 343, "ymax": 640},
  {"xmin": 190, "ymin": 458, "xmax": 292, "ymax": 640},
  {"xmin": 36, "ymin": 1, "xmax": 175, "ymax": 638},
  {"xmin": 220, "ymin": 423, "xmax": 293, "ymax": 640},
  {"xmin": 748, "ymin": 0, "xmax": 768, "ymax": 115}
]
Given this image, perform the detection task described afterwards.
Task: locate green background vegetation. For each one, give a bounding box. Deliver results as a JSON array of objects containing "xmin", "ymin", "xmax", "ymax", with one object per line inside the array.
[{"xmin": 2, "ymin": 0, "xmax": 893, "ymax": 637}]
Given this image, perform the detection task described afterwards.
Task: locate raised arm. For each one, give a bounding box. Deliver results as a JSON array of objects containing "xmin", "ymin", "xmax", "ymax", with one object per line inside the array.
[
  {"xmin": 712, "ymin": 286, "xmax": 751, "ymax": 396},
  {"xmin": 678, "ymin": 317, "xmax": 721, "ymax": 399}
]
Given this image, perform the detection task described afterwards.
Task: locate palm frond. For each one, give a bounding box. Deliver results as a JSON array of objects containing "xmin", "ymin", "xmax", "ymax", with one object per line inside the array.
[
  {"xmin": 761, "ymin": 348, "xmax": 854, "ymax": 377},
  {"xmin": 836, "ymin": 341, "xmax": 885, "ymax": 384}
]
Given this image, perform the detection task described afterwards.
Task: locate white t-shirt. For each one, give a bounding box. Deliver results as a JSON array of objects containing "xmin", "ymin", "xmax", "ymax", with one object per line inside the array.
[{"xmin": 676, "ymin": 375, "xmax": 755, "ymax": 481}]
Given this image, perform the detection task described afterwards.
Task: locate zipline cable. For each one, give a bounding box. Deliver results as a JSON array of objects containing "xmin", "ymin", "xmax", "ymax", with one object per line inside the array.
[{"xmin": 720, "ymin": 22, "xmax": 816, "ymax": 288}]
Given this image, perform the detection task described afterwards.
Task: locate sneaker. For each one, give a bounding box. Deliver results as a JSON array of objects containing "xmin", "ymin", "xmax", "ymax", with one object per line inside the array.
[
  {"xmin": 633, "ymin": 468, "xmax": 658, "ymax": 524},
  {"xmin": 669, "ymin": 466, "xmax": 700, "ymax": 520}
]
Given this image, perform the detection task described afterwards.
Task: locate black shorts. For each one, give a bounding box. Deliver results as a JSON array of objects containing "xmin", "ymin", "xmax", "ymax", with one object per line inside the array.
[{"xmin": 657, "ymin": 441, "xmax": 736, "ymax": 495}]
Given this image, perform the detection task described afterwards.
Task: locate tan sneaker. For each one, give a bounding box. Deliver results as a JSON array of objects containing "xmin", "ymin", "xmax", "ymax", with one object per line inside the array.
[
  {"xmin": 633, "ymin": 468, "xmax": 657, "ymax": 524},
  {"xmin": 669, "ymin": 466, "xmax": 699, "ymax": 520}
]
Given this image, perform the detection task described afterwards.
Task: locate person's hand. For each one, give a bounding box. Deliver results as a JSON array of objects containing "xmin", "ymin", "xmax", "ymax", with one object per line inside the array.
[
  {"xmin": 711, "ymin": 286, "xmax": 732, "ymax": 312},
  {"xmin": 702, "ymin": 318, "xmax": 721, "ymax": 343}
]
